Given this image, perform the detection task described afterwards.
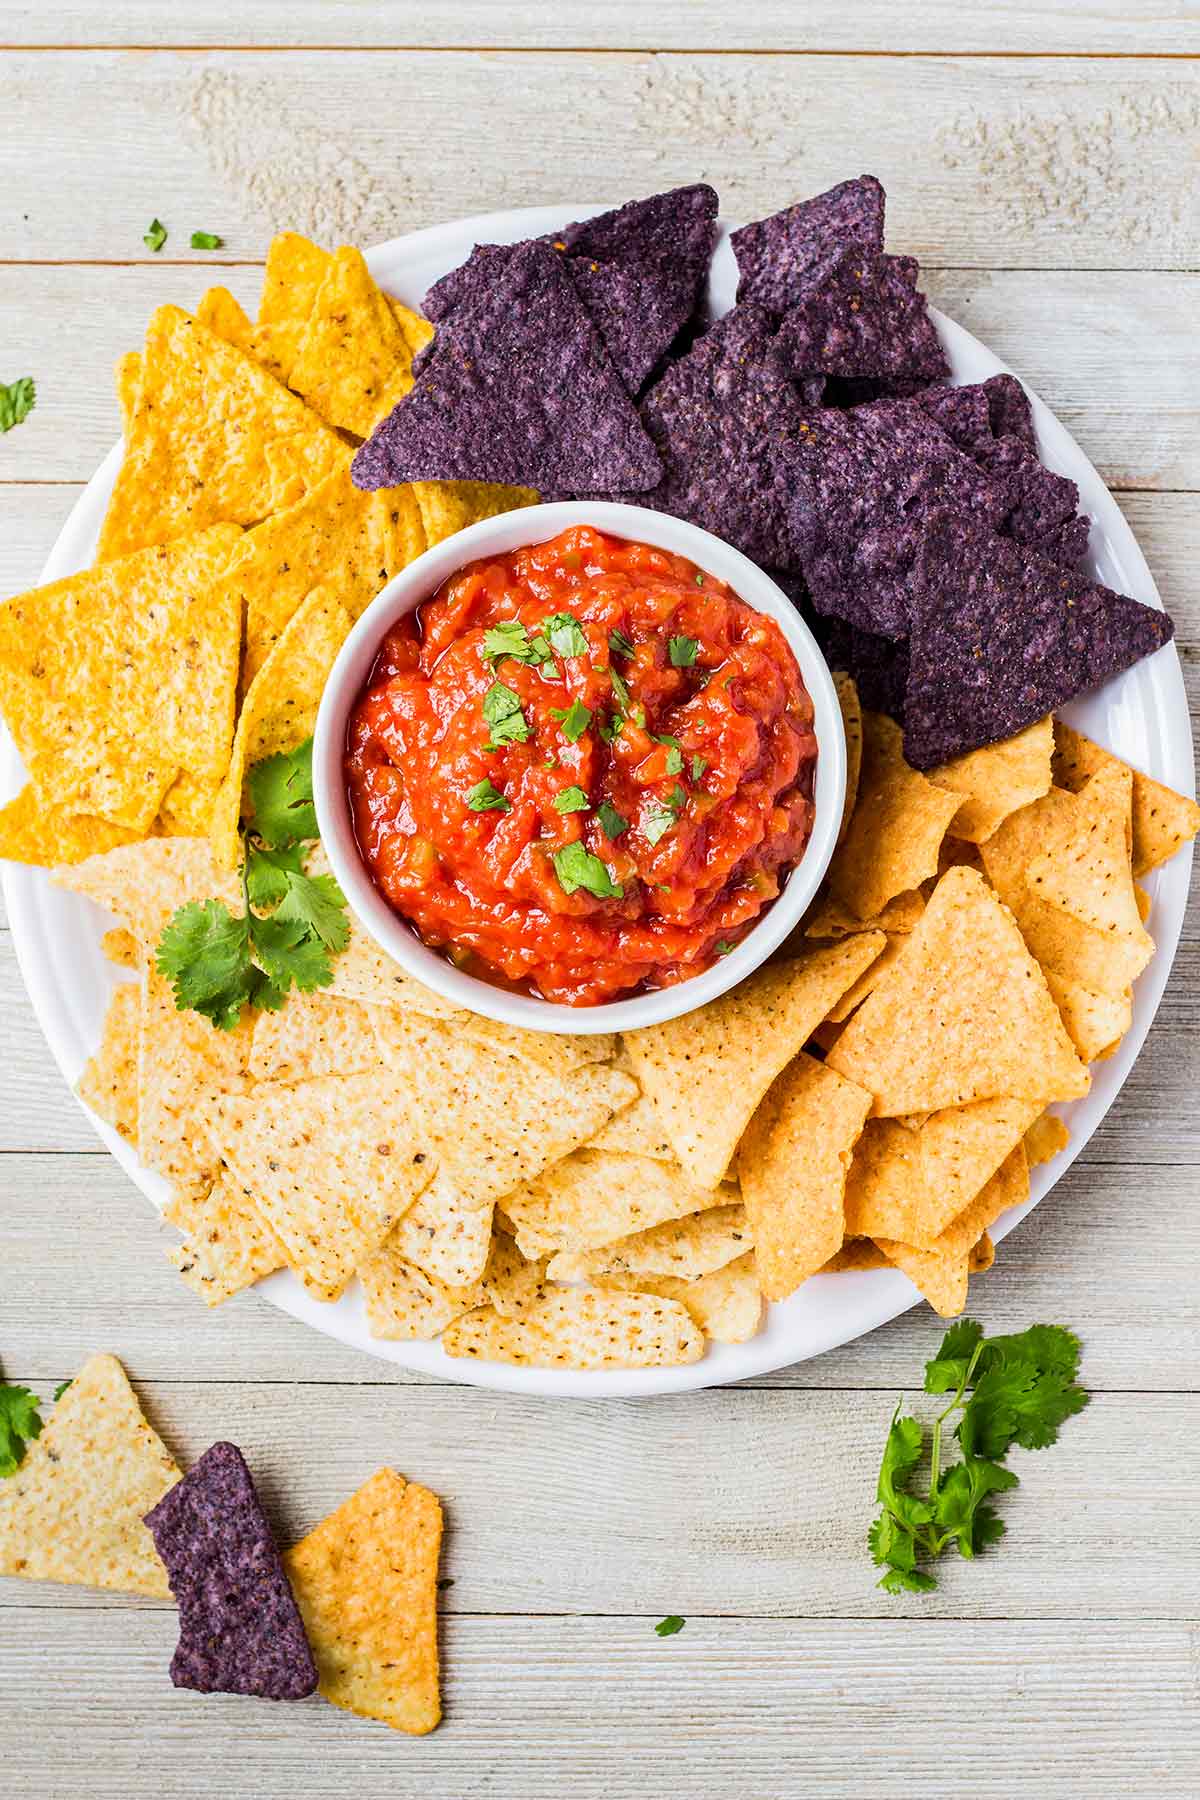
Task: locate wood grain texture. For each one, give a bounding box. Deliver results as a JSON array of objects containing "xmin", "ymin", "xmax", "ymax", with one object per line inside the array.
[{"xmin": 1, "ymin": 51, "xmax": 1198, "ymax": 266}]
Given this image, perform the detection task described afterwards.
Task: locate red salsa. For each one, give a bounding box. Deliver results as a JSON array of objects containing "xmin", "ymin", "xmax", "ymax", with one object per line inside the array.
[{"xmin": 345, "ymin": 525, "xmax": 817, "ymax": 1005}]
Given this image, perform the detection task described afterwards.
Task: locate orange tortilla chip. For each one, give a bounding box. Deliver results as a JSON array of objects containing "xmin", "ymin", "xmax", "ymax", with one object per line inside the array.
[
  {"xmin": 370, "ymin": 485, "xmax": 427, "ymax": 580},
  {"xmin": 872, "ymin": 1236, "xmax": 969, "ymax": 1318},
  {"xmin": 0, "ymin": 786, "xmax": 140, "ymax": 867},
  {"xmin": 411, "ymin": 480, "xmax": 539, "ymax": 549},
  {"xmin": 1053, "ymin": 720, "xmax": 1200, "ymax": 878},
  {"xmin": 1025, "ymin": 1110, "xmax": 1070, "ymax": 1167},
  {"xmin": 625, "ymin": 934, "xmax": 885, "ymax": 1188},
  {"xmin": 833, "ymin": 672, "xmax": 862, "ymax": 844},
  {"xmin": 738, "ymin": 1053, "xmax": 871, "ymax": 1299},
  {"xmin": 1026, "ymin": 763, "xmax": 1153, "ymax": 958},
  {"xmin": 290, "ymin": 246, "xmax": 416, "ymax": 438},
  {"xmin": 391, "ymin": 299, "xmax": 436, "ymax": 357},
  {"xmin": 115, "ymin": 351, "xmax": 141, "ymax": 433},
  {"xmin": 824, "ymin": 711, "xmax": 962, "ymax": 921},
  {"xmin": 255, "ymin": 231, "xmax": 332, "ymax": 381},
  {"xmin": 827, "ymin": 866, "xmax": 1090, "ymax": 1115},
  {"xmin": 193, "ymin": 285, "xmax": 256, "ymax": 357},
  {"xmin": 801, "ymin": 886, "xmax": 925, "ymax": 941},
  {"xmin": 928, "ymin": 716, "xmax": 1054, "ymax": 844},
  {"xmin": 1044, "ymin": 969, "xmax": 1132, "ymax": 1063}
]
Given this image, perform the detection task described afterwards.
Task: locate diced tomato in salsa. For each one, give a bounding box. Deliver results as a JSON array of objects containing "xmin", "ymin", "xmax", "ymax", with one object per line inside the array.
[{"xmin": 345, "ymin": 525, "xmax": 817, "ymax": 1005}]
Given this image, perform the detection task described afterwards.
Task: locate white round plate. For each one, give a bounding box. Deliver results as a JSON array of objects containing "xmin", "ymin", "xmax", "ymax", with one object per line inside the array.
[{"xmin": 3, "ymin": 206, "xmax": 1193, "ymax": 1398}]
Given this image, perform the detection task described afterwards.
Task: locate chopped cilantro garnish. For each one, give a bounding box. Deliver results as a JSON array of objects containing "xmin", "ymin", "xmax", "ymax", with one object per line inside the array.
[
  {"xmin": 669, "ymin": 635, "xmax": 699, "ymax": 667},
  {"xmin": 482, "ymin": 681, "xmax": 531, "ymax": 748},
  {"xmin": 609, "ymin": 627, "xmax": 635, "ymax": 659},
  {"xmin": 653, "ymin": 734, "xmax": 685, "ymax": 777},
  {"xmin": 553, "ymin": 785, "xmax": 589, "ymax": 814},
  {"xmin": 549, "ymin": 697, "xmax": 592, "ymax": 743},
  {"xmin": 482, "ymin": 620, "xmax": 555, "ymax": 668},
  {"xmin": 655, "ymin": 1615, "xmax": 685, "ymax": 1637},
  {"xmin": 642, "ymin": 802, "xmax": 677, "ymax": 847},
  {"xmin": 543, "ymin": 611, "xmax": 588, "ymax": 659},
  {"xmin": 0, "ymin": 376, "xmax": 35, "ymax": 433},
  {"xmin": 190, "ymin": 229, "xmax": 223, "ymax": 250},
  {"xmin": 691, "ymin": 754, "xmax": 709, "ymax": 781},
  {"xmin": 694, "ymin": 572, "xmax": 705, "ymax": 587},
  {"xmin": 143, "ymin": 217, "xmax": 168, "ymax": 252},
  {"xmin": 666, "ymin": 782, "xmax": 687, "ymax": 810},
  {"xmin": 466, "ymin": 777, "xmax": 511, "ymax": 813},
  {"xmin": 597, "ymin": 713, "xmax": 620, "ymax": 744},
  {"xmin": 246, "ymin": 741, "xmax": 319, "ymax": 845},
  {"xmin": 0, "ymin": 1383, "xmax": 44, "ymax": 1478},
  {"xmin": 715, "ymin": 940, "xmax": 735, "ymax": 956},
  {"xmin": 52, "ymin": 1380, "xmax": 72, "ymax": 1402},
  {"xmin": 609, "ymin": 666, "xmax": 632, "ymax": 712},
  {"xmin": 596, "ymin": 800, "xmax": 628, "ymax": 839},
  {"xmin": 552, "ymin": 842, "xmax": 623, "ymax": 900}
]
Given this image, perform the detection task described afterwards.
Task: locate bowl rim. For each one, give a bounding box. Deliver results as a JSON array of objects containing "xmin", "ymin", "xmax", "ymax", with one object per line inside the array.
[{"xmin": 313, "ymin": 498, "xmax": 847, "ymax": 1034}]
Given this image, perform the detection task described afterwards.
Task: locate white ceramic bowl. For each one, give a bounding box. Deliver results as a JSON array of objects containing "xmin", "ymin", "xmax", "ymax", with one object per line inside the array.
[{"xmin": 313, "ymin": 499, "xmax": 846, "ymax": 1034}]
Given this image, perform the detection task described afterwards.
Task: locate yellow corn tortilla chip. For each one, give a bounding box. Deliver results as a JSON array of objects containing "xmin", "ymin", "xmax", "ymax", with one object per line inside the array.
[
  {"xmin": 102, "ymin": 926, "xmax": 140, "ymax": 969},
  {"xmin": 833, "ymin": 671, "xmax": 862, "ymax": 845},
  {"xmin": 138, "ymin": 968, "xmax": 252, "ymax": 1202},
  {"xmin": 255, "ymin": 231, "xmax": 334, "ymax": 381},
  {"xmin": 209, "ymin": 584, "xmax": 353, "ymax": 869},
  {"xmin": 821, "ymin": 1238, "xmax": 890, "ymax": 1273},
  {"xmin": 285, "ymin": 1469, "xmax": 442, "ymax": 1736},
  {"xmin": 624, "ymin": 934, "xmax": 886, "ymax": 1188},
  {"xmin": 824, "ymin": 712, "xmax": 962, "ymax": 922},
  {"xmin": 0, "ymin": 785, "xmax": 141, "ymax": 867},
  {"xmin": 248, "ymin": 990, "xmax": 388, "ymax": 1082},
  {"xmin": 1025, "ymin": 1110, "xmax": 1070, "ymax": 1167},
  {"xmin": 587, "ymin": 1089, "xmax": 677, "ymax": 1162},
  {"xmin": 0, "ymin": 525, "xmax": 243, "ymax": 832},
  {"xmin": 738, "ymin": 1053, "xmax": 872, "ymax": 1299},
  {"xmin": 928, "ymin": 716, "xmax": 1054, "ymax": 844},
  {"xmin": 595, "ymin": 1253, "xmax": 763, "ymax": 1344},
  {"xmin": 53, "ymin": 836, "xmax": 241, "ymax": 946},
  {"xmin": 801, "ymin": 886, "xmax": 925, "ymax": 940},
  {"xmin": 866, "ymin": 1148, "xmax": 1026, "ymax": 1314},
  {"xmin": 969, "ymin": 1231, "xmax": 995, "ymax": 1273},
  {"xmin": 825, "ymin": 932, "xmax": 908, "ymax": 1023},
  {"xmin": 391, "ymin": 299, "xmax": 436, "ymax": 357},
  {"xmin": 549, "ymin": 1202, "xmax": 751, "ymax": 1284},
  {"xmin": 454, "ymin": 1019, "xmax": 616, "ymax": 1078},
  {"xmin": 371, "ymin": 485, "xmax": 427, "ymax": 580},
  {"xmin": 374, "ymin": 1012, "xmax": 636, "ymax": 1207},
  {"xmin": 411, "ymin": 479, "xmax": 539, "ymax": 549},
  {"xmin": 359, "ymin": 1246, "xmax": 482, "ymax": 1341},
  {"xmin": 164, "ymin": 1171, "xmax": 287, "ymax": 1305},
  {"xmin": 1044, "ymin": 968, "xmax": 1132, "ymax": 1064},
  {"xmin": 1053, "ymin": 720, "xmax": 1200, "ymax": 878},
  {"xmin": 827, "ymin": 865, "xmax": 1090, "ymax": 1115},
  {"xmin": 157, "ymin": 770, "xmax": 222, "ymax": 836},
  {"xmin": 76, "ymin": 982, "xmax": 140, "ymax": 1142},
  {"xmin": 872, "ymin": 1236, "xmax": 969, "ymax": 1318},
  {"xmin": 194, "ymin": 285, "xmax": 256, "ymax": 357},
  {"xmin": 382, "ymin": 1173, "xmax": 495, "ymax": 1288},
  {"xmin": 97, "ymin": 306, "xmax": 344, "ymax": 559},
  {"xmin": 115, "ymin": 350, "xmax": 141, "ymax": 432},
  {"xmin": 907, "ymin": 1144, "xmax": 1029, "ymax": 1262},
  {"xmin": 290, "ymin": 246, "xmax": 416, "ymax": 439},
  {"xmin": 443, "ymin": 1288, "xmax": 705, "ymax": 1370},
  {"xmin": 0, "ymin": 1354, "xmax": 180, "ymax": 1595},
  {"xmin": 1026, "ymin": 763, "xmax": 1153, "ymax": 963},
  {"xmin": 212, "ymin": 1072, "xmax": 434, "ymax": 1301},
  {"xmin": 503, "ymin": 1149, "xmax": 731, "ymax": 1257}
]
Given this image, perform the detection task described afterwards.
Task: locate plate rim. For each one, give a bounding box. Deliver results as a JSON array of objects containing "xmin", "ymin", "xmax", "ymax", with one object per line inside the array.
[{"xmin": 2, "ymin": 203, "xmax": 1194, "ymax": 1398}]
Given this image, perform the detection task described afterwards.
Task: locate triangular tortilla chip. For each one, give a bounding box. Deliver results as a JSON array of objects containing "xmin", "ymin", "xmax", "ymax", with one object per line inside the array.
[
  {"xmin": 370, "ymin": 484, "xmax": 427, "ymax": 578},
  {"xmin": 443, "ymin": 1289, "xmax": 704, "ymax": 1369},
  {"xmin": 138, "ymin": 968, "xmax": 252, "ymax": 1202},
  {"xmin": 290, "ymin": 246, "xmax": 416, "ymax": 438},
  {"xmin": 503, "ymin": 1149, "xmax": 731, "ymax": 1257},
  {"xmin": 382, "ymin": 1172, "xmax": 495, "ymax": 1287},
  {"xmin": 1025, "ymin": 1111, "xmax": 1070, "ymax": 1167},
  {"xmin": 847, "ymin": 1128, "xmax": 1028, "ymax": 1254},
  {"xmin": 410, "ymin": 479, "xmax": 539, "ymax": 550},
  {"xmin": 929, "ymin": 715, "xmax": 1054, "ymax": 844},
  {"xmin": 247, "ymin": 990, "xmax": 388, "ymax": 1082},
  {"xmin": 165, "ymin": 1172, "xmax": 287, "ymax": 1305},
  {"xmin": 823, "ymin": 712, "xmax": 962, "ymax": 921},
  {"xmin": 738, "ymin": 1052, "xmax": 871, "ymax": 1299},
  {"xmin": 1052, "ymin": 720, "xmax": 1200, "ymax": 877},
  {"xmin": 76, "ymin": 982, "xmax": 140, "ymax": 1142},
  {"xmin": 548, "ymin": 1202, "xmax": 750, "ymax": 1284},
  {"xmin": 212, "ymin": 1072, "xmax": 434, "ymax": 1299},
  {"xmin": 833, "ymin": 671, "xmax": 862, "ymax": 844},
  {"xmin": 357, "ymin": 1228, "xmax": 535, "ymax": 1340},
  {"xmin": 115, "ymin": 349, "xmax": 141, "ymax": 432},
  {"xmin": 1044, "ymin": 969, "xmax": 1132, "ymax": 1063},
  {"xmin": 827, "ymin": 866, "xmax": 1090, "ymax": 1114},
  {"xmin": 53, "ymin": 836, "xmax": 241, "ymax": 946},
  {"xmin": 1027, "ymin": 762, "xmax": 1152, "ymax": 955},
  {"xmin": 587, "ymin": 1089, "xmax": 677, "ymax": 1162},
  {"xmin": 194, "ymin": 285, "xmax": 257, "ymax": 357},
  {"xmin": 391, "ymin": 299, "xmax": 436, "ymax": 356},
  {"xmin": 0, "ymin": 785, "xmax": 140, "ymax": 867},
  {"xmin": 593, "ymin": 1253, "xmax": 763, "ymax": 1344},
  {"xmin": 0, "ymin": 1354, "xmax": 180, "ymax": 1595},
  {"xmin": 0, "ymin": 525, "xmax": 242, "ymax": 831},
  {"xmin": 284, "ymin": 1469, "xmax": 442, "ymax": 1736},
  {"xmin": 802, "ymin": 886, "xmax": 925, "ymax": 940},
  {"xmin": 872, "ymin": 1235, "xmax": 969, "ymax": 1318},
  {"xmin": 825, "ymin": 932, "xmax": 908, "ymax": 1023},
  {"xmin": 821, "ymin": 1238, "xmax": 890, "ymax": 1273},
  {"xmin": 624, "ymin": 934, "xmax": 885, "ymax": 1187},
  {"xmin": 209, "ymin": 584, "xmax": 353, "ymax": 868},
  {"xmin": 97, "ymin": 306, "xmax": 344, "ymax": 559}
]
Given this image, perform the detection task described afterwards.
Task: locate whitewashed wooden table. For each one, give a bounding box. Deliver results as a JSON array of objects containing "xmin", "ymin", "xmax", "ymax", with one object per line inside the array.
[{"xmin": 2, "ymin": 6, "xmax": 1198, "ymax": 1795}]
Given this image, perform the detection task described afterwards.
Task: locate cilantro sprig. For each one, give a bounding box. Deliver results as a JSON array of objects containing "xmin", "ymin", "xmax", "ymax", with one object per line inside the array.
[
  {"xmin": 869, "ymin": 1320, "xmax": 1088, "ymax": 1594},
  {"xmin": 155, "ymin": 738, "xmax": 349, "ymax": 1032},
  {"xmin": 0, "ymin": 1382, "xmax": 44, "ymax": 1478},
  {"xmin": 0, "ymin": 377, "xmax": 35, "ymax": 433}
]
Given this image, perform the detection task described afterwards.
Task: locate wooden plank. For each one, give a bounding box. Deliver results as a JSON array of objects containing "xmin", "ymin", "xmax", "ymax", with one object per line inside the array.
[
  {"xmin": 3, "ymin": 3, "xmax": 1198, "ymax": 54},
  {"xmin": 0, "ymin": 1611, "xmax": 1193, "ymax": 1799},
  {"xmin": 1, "ymin": 1144, "xmax": 1197, "ymax": 1392},
  {"xmin": 0, "ymin": 53, "xmax": 1198, "ymax": 268},
  {"xmin": 0, "ymin": 264, "xmax": 1196, "ymax": 486},
  {"xmin": 0, "ymin": 1379, "xmax": 1196, "ymax": 1621}
]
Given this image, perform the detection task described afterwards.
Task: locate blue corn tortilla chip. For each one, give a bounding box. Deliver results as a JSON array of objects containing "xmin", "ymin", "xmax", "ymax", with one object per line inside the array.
[
  {"xmin": 628, "ymin": 303, "xmax": 809, "ymax": 565},
  {"xmin": 767, "ymin": 566, "xmax": 911, "ymax": 720},
  {"xmin": 423, "ymin": 186, "xmax": 718, "ymax": 395},
  {"xmin": 785, "ymin": 397, "xmax": 1005, "ymax": 636},
  {"xmin": 732, "ymin": 176, "xmax": 886, "ymax": 311},
  {"xmin": 903, "ymin": 518, "xmax": 1175, "ymax": 767},
  {"xmin": 776, "ymin": 249, "xmax": 948, "ymax": 385},
  {"xmin": 981, "ymin": 372, "xmax": 1037, "ymax": 448},
  {"xmin": 143, "ymin": 1442, "xmax": 317, "ymax": 1700},
  {"xmin": 975, "ymin": 434, "xmax": 1088, "ymax": 562},
  {"xmin": 354, "ymin": 241, "xmax": 661, "ymax": 494},
  {"xmin": 914, "ymin": 382, "xmax": 992, "ymax": 451}
]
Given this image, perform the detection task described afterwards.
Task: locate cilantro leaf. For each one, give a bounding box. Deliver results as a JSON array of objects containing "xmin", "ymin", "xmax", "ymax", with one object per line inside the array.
[
  {"xmin": 0, "ymin": 376, "xmax": 36, "ymax": 433},
  {"xmin": 482, "ymin": 620, "xmax": 550, "ymax": 667},
  {"xmin": 609, "ymin": 627, "xmax": 635, "ymax": 659},
  {"xmin": 653, "ymin": 733, "xmax": 685, "ymax": 776},
  {"xmin": 691, "ymin": 754, "xmax": 708, "ymax": 781},
  {"xmin": 0, "ymin": 1384, "xmax": 44, "ymax": 1478},
  {"xmin": 552, "ymin": 843, "xmax": 623, "ymax": 900},
  {"xmin": 245, "ymin": 840, "xmax": 306, "ymax": 909},
  {"xmin": 190, "ymin": 229, "xmax": 223, "ymax": 250},
  {"xmin": 53, "ymin": 1380, "xmax": 72, "ymax": 1402},
  {"xmin": 654, "ymin": 1616, "xmax": 685, "ymax": 1637},
  {"xmin": 596, "ymin": 800, "xmax": 628, "ymax": 839},
  {"xmin": 877, "ymin": 1566, "xmax": 938, "ymax": 1595},
  {"xmin": 549, "ymin": 697, "xmax": 592, "ymax": 743},
  {"xmin": 246, "ymin": 738, "xmax": 318, "ymax": 846},
  {"xmin": 668, "ymin": 635, "xmax": 699, "ymax": 668},
  {"xmin": 924, "ymin": 1318, "xmax": 985, "ymax": 1395},
  {"xmin": 483, "ymin": 681, "xmax": 531, "ymax": 748},
  {"xmin": 143, "ymin": 217, "xmax": 168, "ymax": 252},
  {"xmin": 156, "ymin": 899, "xmax": 254, "ymax": 1031},
  {"xmin": 553, "ymin": 785, "xmax": 590, "ymax": 815},
  {"xmin": 959, "ymin": 1356, "xmax": 1089, "ymax": 1460},
  {"xmin": 609, "ymin": 667, "xmax": 632, "ymax": 713},
  {"xmin": 542, "ymin": 611, "xmax": 588, "ymax": 658},
  {"xmin": 715, "ymin": 939, "xmax": 735, "ymax": 955},
  {"xmin": 642, "ymin": 802, "xmax": 678, "ymax": 847},
  {"xmin": 272, "ymin": 870, "xmax": 349, "ymax": 954},
  {"xmin": 466, "ymin": 777, "xmax": 511, "ymax": 813}
]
